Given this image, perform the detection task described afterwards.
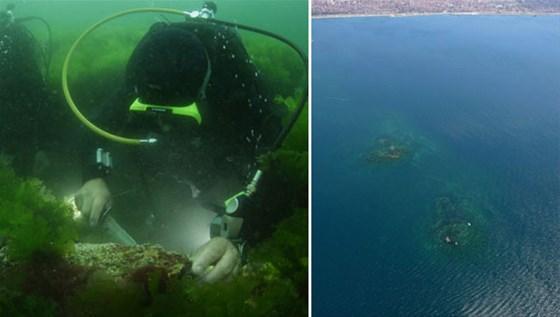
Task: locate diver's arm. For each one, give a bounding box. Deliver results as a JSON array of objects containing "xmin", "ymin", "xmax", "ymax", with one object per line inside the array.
[
  {"xmin": 80, "ymin": 84, "xmax": 135, "ymax": 181},
  {"xmin": 77, "ymin": 85, "xmax": 134, "ymax": 225}
]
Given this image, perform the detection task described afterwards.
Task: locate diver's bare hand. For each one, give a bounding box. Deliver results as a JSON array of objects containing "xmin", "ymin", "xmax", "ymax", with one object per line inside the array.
[
  {"xmin": 75, "ymin": 178, "xmax": 112, "ymax": 227},
  {"xmin": 191, "ymin": 237, "xmax": 241, "ymax": 283}
]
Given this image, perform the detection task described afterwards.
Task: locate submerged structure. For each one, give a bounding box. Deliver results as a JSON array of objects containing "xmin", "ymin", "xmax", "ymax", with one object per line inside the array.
[
  {"xmin": 429, "ymin": 195, "xmax": 487, "ymax": 252},
  {"xmin": 365, "ymin": 135, "xmax": 412, "ymax": 164}
]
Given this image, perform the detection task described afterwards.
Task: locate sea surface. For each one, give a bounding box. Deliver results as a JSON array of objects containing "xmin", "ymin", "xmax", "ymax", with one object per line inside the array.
[{"xmin": 313, "ymin": 16, "xmax": 560, "ymax": 316}]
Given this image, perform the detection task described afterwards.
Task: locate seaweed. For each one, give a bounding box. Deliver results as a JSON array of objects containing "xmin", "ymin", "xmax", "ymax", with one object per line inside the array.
[
  {"xmin": 275, "ymin": 90, "xmax": 308, "ymax": 152},
  {"xmin": 0, "ymin": 163, "xmax": 77, "ymax": 262},
  {"xmin": 0, "ymin": 287, "xmax": 58, "ymax": 317},
  {"xmin": 259, "ymin": 150, "xmax": 308, "ymax": 197},
  {"xmin": 244, "ymin": 33, "xmax": 306, "ymax": 98}
]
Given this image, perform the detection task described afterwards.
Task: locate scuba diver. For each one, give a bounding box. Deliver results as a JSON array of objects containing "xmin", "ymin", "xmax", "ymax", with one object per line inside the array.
[
  {"xmin": 0, "ymin": 3, "xmax": 54, "ymax": 176},
  {"xmin": 72, "ymin": 2, "xmax": 300, "ymax": 283}
]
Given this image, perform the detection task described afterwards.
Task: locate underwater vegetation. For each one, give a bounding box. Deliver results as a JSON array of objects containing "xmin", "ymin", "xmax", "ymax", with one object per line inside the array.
[
  {"xmin": 63, "ymin": 26, "xmax": 145, "ymax": 112},
  {"xmin": 0, "ymin": 162, "xmax": 77, "ymax": 262},
  {"xmin": 275, "ymin": 90, "xmax": 308, "ymax": 153},
  {"xmin": 244, "ymin": 33, "xmax": 305, "ymax": 98}
]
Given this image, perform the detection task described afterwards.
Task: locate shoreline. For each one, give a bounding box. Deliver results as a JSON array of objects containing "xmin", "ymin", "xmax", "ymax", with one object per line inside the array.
[{"xmin": 312, "ymin": 11, "xmax": 560, "ymax": 19}]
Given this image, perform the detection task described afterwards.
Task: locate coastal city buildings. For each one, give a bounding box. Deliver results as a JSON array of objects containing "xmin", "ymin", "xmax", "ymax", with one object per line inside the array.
[{"xmin": 313, "ymin": 0, "xmax": 560, "ymax": 16}]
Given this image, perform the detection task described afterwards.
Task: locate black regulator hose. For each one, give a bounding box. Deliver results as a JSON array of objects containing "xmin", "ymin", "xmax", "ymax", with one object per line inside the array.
[{"xmin": 207, "ymin": 17, "xmax": 308, "ymax": 151}]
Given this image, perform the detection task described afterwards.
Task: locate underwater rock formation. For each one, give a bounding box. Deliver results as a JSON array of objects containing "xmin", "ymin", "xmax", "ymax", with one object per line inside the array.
[
  {"xmin": 66, "ymin": 243, "xmax": 189, "ymax": 282},
  {"xmin": 366, "ymin": 135, "xmax": 411, "ymax": 164},
  {"xmin": 0, "ymin": 242, "xmax": 194, "ymax": 316},
  {"xmin": 0, "ymin": 242, "xmax": 191, "ymax": 293},
  {"xmin": 430, "ymin": 195, "xmax": 485, "ymax": 251}
]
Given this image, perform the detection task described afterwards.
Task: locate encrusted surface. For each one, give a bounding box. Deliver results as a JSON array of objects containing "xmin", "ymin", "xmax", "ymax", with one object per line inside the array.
[{"xmin": 66, "ymin": 243, "xmax": 190, "ymax": 280}]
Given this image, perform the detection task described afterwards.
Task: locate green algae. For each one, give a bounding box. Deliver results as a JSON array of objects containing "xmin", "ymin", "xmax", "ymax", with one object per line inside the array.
[
  {"xmin": 0, "ymin": 163, "xmax": 77, "ymax": 262},
  {"xmin": 245, "ymin": 33, "xmax": 306, "ymax": 98},
  {"xmin": 275, "ymin": 90, "xmax": 308, "ymax": 152},
  {"xmin": 0, "ymin": 289, "xmax": 58, "ymax": 317}
]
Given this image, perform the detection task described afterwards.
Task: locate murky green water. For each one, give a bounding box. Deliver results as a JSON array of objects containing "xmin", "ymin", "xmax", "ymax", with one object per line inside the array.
[{"xmin": 1, "ymin": 1, "xmax": 308, "ymax": 315}]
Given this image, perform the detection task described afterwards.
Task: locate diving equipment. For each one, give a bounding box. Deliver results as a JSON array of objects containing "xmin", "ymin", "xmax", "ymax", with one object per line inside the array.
[
  {"xmin": 129, "ymin": 98, "xmax": 202, "ymax": 124},
  {"xmin": 225, "ymin": 169, "xmax": 262, "ymax": 215},
  {"xmin": 62, "ymin": 7, "xmax": 307, "ymax": 147},
  {"xmin": 190, "ymin": 1, "xmax": 217, "ymax": 19},
  {"xmin": 1, "ymin": 3, "xmax": 53, "ymax": 79},
  {"xmin": 127, "ymin": 47, "xmax": 212, "ymax": 123},
  {"xmin": 209, "ymin": 169, "xmax": 262, "ymax": 240},
  {"xmin": 94, "ymin": 148, "xmax": 113, "ymax": 177}
]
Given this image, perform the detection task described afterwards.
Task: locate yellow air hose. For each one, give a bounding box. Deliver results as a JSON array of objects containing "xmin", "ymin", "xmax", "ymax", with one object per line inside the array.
[{"xmin": 61, "ymin": 8, "xmax": 190, "ymax": 145}]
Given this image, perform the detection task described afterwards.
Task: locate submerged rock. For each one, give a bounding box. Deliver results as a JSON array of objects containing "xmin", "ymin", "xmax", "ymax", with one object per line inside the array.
[
  {"xmin": 0, "ymin": 243, "xmax": 192, "ymax": 310},
  {"xmin": 366, "ymin": 135, "xmax": 411, "ymax": 164},
  {"xmin": 430, "ymin": 195, "xmax": 485, "ymax": 251},
  {"xmin": 66, "ymin": 243, "xmax": 189, "ymax": 282}
]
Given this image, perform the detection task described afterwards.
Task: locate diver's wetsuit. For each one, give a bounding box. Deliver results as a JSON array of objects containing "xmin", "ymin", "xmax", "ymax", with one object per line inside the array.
[
  {"xmin": 0, "ymin": 17, "xmax": 51, "ymax": 175},
  {"xmin": 82, "ymin": 20, "xmax": 285, "ymax": 243}
]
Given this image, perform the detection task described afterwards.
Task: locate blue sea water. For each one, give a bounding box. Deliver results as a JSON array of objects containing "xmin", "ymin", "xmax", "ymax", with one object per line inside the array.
[{"xmin": 312, "ymin": 16, "xmax": 560, "ymax": 316}]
